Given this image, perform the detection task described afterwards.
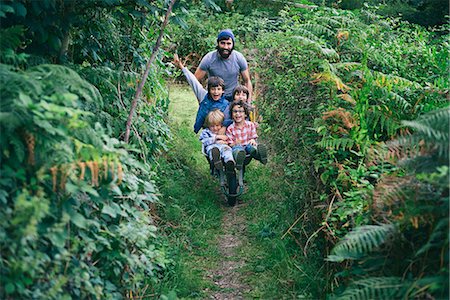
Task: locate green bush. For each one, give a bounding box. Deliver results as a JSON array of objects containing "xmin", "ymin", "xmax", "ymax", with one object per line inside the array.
[{"xmin": 0, "ymin": 63, "xmax": 171, "ymax": 298}]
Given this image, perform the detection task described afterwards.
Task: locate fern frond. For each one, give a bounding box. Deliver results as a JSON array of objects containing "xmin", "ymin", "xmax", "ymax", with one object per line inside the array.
[
  {"xmin": 333, "ymin": 277, "xmax": 410, "ymax": 300},
  {"xmin": 366, "ymin": 107, "xmax": 399, "ymax": 138},
  {"xmin": 318, "ymin": 137, "xmax": 355, "ymax": 151},
  {"xmin": 415, "ymin": 217, "xmax": 449, "ymax": 257},
  {"xmin": 372, "ymin": 175, "xmax": 413, "ymax": 212},
  {"xmin": 327, "ymin": 224, "xmax": 396, "ymax": 262},
  {"xmin": 374, "ymin": 71, "xmax": 422, "ymax": 89},
  {"xmin": 294, "ymin": 27, "xmax": 322, "ymax": 42},
  {"xmin": 395, "ymin": 108, "xmax": 450, "ymax": 159},
  {"xmin": 300, "ymin": 23, "xmax": 335, "ymax": 37},
  {"xmin": 293, "ymin": 36, "xmax": 323, "ymax": 52},
  {"xmin": 321, "ymin": 47, "xmax": 340, "ymax": 60},
  {"xmin": 28, "ymin": 64, "xmax": 102, "ymax": 107},
  {"xmin": 315, "ymin": 16, "xmax": 342, "ymax": 28},
  {"xmin": 332, "ymin": 62, "xmax": 362, "ymax": 72}
]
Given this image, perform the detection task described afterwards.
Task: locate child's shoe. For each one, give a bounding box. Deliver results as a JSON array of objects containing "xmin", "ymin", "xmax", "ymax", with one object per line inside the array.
[
  {"xmin": 225, "ymin": 160, "xmax": 235, "ymax": 174},
  {"xmin": 257, "ymin": 144, "xmax": 268, "ymax": 164},
  {"xmin": 234, "ymin": 150, "xmax": 246, "ymax": 170},
  {"xmin": 211, "ymin": 147, "xmax": 223, "ymax": 170}
]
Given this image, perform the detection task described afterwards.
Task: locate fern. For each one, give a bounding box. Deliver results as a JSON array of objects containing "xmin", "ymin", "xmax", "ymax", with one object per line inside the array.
[
  {"xmin": 294, "ymin": 27, "xmax": 322, "ymax": 43},
  {"xmin": 415, "ymin": 217, "xmax": 449, "ymax": 257},
  {"xmin": 397, "ymin": 107, "xmax": 450, "ymax": 159},
  {"xmin": 333, "ymin": 277, "xmax": 411, "ymax": 300},
  {"xmin": 27, "ymin": 64, "xmax": 102, "ymax": 106},
  {"xmin": 318, "ymin": 137, "xmax": 355, "ymax": 151},
  {"xmin": 0, "ymin": 26, "xmax": 28, "ymax": 65},
  {"xmin": 327, "ymin": 224, "xmax": 396, "ymax": 262},
  {"xmin": 366, "ymin": 107, "xmax": 399, "ymax": 138},
  {"xmin": 300, "ymin": 23, "xmax": 335, "ymax": 37}
]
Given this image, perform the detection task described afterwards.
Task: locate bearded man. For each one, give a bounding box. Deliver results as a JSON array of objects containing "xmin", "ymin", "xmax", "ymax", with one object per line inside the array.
[{"xmin": 194, "ymin": 29, "xmax": 253, "ymax": 103}]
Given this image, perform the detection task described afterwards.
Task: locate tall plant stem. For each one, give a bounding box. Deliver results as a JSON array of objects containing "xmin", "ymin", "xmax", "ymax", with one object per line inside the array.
[{"xmin": 124, "ymin": 0, "xmax": 176, "ymax": 143}]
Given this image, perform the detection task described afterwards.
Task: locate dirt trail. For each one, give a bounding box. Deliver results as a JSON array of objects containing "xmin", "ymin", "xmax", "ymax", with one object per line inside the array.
[{"xmin": 205, "ymin": 202, "xmax": 251, "ymax": 299}]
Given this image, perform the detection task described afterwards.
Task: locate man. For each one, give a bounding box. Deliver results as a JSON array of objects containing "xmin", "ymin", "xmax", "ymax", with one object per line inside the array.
[{"xmin": 194, "ymin": 29, "xmax": 253, "ymax": 103}]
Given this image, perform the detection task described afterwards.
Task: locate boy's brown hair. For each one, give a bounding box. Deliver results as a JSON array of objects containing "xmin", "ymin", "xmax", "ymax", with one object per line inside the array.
[
  {"xmin": 230, "ymin": 101, "xmax": 249, "ymax": 117},
  {"xmin": 207, "ymin": 76, "xmax": 225, "ymax": 92},
  {"xmin": 232, "ymin": 85, "xmax": 249, "ymax": 101},
  {"xmin": 205, "ymin": 109, "xmax": 225, "ymax": 127}
]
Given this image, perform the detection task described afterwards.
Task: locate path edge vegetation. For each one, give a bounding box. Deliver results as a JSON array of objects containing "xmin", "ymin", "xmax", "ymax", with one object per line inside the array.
[{"xmin": 0, "ymin": 1, "xmax": 448, "ymax": 299}]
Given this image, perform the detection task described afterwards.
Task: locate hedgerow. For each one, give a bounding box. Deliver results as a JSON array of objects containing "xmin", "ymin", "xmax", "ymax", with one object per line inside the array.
[{"xmin": 254, "ymin": 5, "xmax": 448, "ymax": 298}]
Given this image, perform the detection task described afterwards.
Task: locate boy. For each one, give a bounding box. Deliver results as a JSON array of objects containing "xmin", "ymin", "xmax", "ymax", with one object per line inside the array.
[
  {"xmin": 199, "ymin": 109, "xmax": 236, "ymax": 171},
  {"xmin": 232, "ymin": 85, "xmax": 255, "ymax": 121},
  {"xmin": 172, "ymin": 54, "xmax": 231, "ymax": 133},
  {"xmin": 226, "ymin": 101, "xmax": 268, "ymax": 169}
]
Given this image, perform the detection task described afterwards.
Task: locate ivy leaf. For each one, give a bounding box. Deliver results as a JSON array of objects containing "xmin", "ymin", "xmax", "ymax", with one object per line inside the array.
[
  {"xmin": 48, "ymin": 229, "xmax": 67, "ymax": 248},
  {"xmin": 5, "ymin": 282, "xmax": 15, "ymax": 294},
  {"xmin": 70, "ymin": 212, "xmax": 87, "ymax": 229},
  {"xmin": 102, "ymin": 204, "xmax": 117, "ymax": 218}
]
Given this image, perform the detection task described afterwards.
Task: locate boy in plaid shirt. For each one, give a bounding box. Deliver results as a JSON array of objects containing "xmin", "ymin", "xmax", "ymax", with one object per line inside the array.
[{"xmin": 226, "ymin": 101, "xmax": 268, "ymax": 169}]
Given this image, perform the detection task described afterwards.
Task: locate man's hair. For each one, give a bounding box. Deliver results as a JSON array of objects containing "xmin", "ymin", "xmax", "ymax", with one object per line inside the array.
[
  {"xmin": 230, "ymin": 101, "xmax": 249, "ymax": 117},
  {"xmin": 205, "ymin": 109, "xmax": 224, "ymax": 127},
  {"xmin": 232, "ymin": 85, "xmax": 249, "ymax": 100},
  {"xmin": 207, "ymin": 76, "xmax": 225, "ymax": 92}
]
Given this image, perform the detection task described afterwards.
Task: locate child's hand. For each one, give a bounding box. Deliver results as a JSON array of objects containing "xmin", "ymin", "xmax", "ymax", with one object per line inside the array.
[
  {"xmin": 249, "ymin": 139, "xmax": 257, "ymax": 146},
  {"xmin": 173, "ymin": 54, "xmax": 184, "ymax": 69},
  {"xmin": 218, "ymin": 126, "xmax": 226, "ymax": 135},
  {"xmin": 216, "ymin": 134, "xmax": 228, "ymax": 141}
]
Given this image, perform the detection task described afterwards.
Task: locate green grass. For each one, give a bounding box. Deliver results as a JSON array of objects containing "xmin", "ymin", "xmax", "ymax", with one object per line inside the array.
[
  {"xmin": 155, "ymin": 84, "xmax": 326, "ymax": 299},
  {"xmin": 153, "ymin": 84, "xmax": 226, "ymax": 298}
]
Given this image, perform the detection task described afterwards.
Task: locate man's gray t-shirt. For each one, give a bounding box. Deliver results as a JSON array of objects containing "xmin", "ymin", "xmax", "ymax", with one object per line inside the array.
[{"xmin": 198, "ymin": 50, "xmax": 248, "ymax": 97}]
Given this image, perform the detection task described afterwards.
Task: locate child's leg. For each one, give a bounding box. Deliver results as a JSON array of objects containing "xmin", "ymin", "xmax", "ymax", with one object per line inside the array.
[
  {"xmin": 219, "ymin": 144, "xmax": 234, "ymax": 163},
  {"xmin": 209, "ymin": 146, "xmax": 222, "ymax": 169},
  {"xmin": 219, "ymin": 144, "xmax": 235, "ymax": 172},
  {"xmin": 232, "ymin": 145, "xmax": 246, "ymax": 170},
  {"xmin": 245, "ymin": 143, "xmax": 267, "ymax": 164}
]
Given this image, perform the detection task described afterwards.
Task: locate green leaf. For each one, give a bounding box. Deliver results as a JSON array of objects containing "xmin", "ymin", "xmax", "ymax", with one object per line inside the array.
[
  {"xmin": 11, "ymin": 2, "xmax": 26, "ymax": 17},
  {"xmin": 5, "ymin": 282, "xmax": 15, "ymax": 294},
  {"xmin": 102, "ymin": 204, "xmax": 117, "ymax": 218},
  {"xmin": 70, "ymin": 212, "xmax": 88, "ymax": 229}
]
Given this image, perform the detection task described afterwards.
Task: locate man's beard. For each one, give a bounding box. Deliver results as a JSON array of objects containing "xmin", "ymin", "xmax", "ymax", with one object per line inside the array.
[{"xmin": 217, "ymin": 46, "xmax": 233, "ymax": 59}]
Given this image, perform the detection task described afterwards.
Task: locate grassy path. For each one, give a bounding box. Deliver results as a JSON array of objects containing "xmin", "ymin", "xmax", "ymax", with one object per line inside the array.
[{"xmin": 154, "ymin": 84, "xmax": 323, "ymax": 299}]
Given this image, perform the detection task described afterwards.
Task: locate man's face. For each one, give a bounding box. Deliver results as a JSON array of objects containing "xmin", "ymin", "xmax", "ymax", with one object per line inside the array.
[{"xmin": 217, "ymin": 38, "xmax": 233, "ymax": 59}]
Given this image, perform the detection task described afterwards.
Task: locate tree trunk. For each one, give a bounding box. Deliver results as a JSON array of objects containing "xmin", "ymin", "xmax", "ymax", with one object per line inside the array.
[{"xmin": 124, "ymin": 0, "xmax": 177, "ymax": 143}]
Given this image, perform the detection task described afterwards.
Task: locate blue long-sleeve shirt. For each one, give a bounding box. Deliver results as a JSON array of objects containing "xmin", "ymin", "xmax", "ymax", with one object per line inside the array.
[{"xmin": 193, "ymin": 94, "xmax": 231, "ymax": 133}]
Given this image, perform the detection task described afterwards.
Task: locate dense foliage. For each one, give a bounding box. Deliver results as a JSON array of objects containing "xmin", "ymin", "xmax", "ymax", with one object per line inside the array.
[
  {"xmin": 1, "ymin": 0, "xmax": 448, "ymax": 298},
  {"xmin": 252, "ymin": 5, "xmax": 449, "ymax": 298},
  {"xmin": 1, "ymin": 0, "xmax": 174, "ymax": 298}
]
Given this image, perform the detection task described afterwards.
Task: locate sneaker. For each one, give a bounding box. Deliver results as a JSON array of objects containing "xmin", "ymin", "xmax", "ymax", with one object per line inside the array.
[
  {"xmin": 211, "ymin": 147, "xmax": 222, "ymax": 170},
  {"xmin": 258, "ymin": 144, "xmax": 268, "ymax": 164},
  {"xmin": 234, "ymin": 150, "xmax": 246, "ymax": 170},
  {"xmin": 225, "ymin": 160, "xmax": 235, "ymax": 174}
]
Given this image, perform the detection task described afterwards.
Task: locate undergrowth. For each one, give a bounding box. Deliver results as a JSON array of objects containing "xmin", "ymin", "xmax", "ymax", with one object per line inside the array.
[{"xmin": 154, "ymin": 84, "xmax": 325, "ymax": 298}]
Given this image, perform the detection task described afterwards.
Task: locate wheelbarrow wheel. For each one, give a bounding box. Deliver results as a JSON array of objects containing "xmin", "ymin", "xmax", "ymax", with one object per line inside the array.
[{"xmin": 227, "ymin": 171, "xmax": 238, "ymax": 206}]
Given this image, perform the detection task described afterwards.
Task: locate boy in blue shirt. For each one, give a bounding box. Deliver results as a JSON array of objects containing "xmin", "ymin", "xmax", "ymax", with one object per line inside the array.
[{"xmin": 173, "ymin": 53, "xmax": 232, "ymax": 133}]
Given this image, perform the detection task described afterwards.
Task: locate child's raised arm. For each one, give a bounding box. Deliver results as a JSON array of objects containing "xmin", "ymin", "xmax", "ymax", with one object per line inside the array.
[{"xmin": 173, "ymin": 54, "xmax": 207, "ymax": 104}]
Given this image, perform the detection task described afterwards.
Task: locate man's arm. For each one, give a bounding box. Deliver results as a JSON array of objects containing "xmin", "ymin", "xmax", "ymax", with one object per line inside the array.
[
  {"xmin": 194, "ymin": 67, "xmax": 207, "ymax": 83},
  {"xmin": 241, "ymin": 68, "xmax": 253, "ymax": 104}
]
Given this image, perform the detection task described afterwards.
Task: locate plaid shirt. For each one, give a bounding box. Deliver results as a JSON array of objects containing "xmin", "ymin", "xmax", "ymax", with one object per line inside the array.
[{"xmin": 226, "ymin": 120, "xmax": 258, "ymax": 146}]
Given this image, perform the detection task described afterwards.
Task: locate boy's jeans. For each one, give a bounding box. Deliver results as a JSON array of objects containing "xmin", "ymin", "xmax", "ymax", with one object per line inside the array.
[
  {"xmin": 208, "ymin": 143, "xmax": 234, "ymax": 162},
  {"xmin": 232, "ymin": 144, "xmax": 261, "ymax": 161}
]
